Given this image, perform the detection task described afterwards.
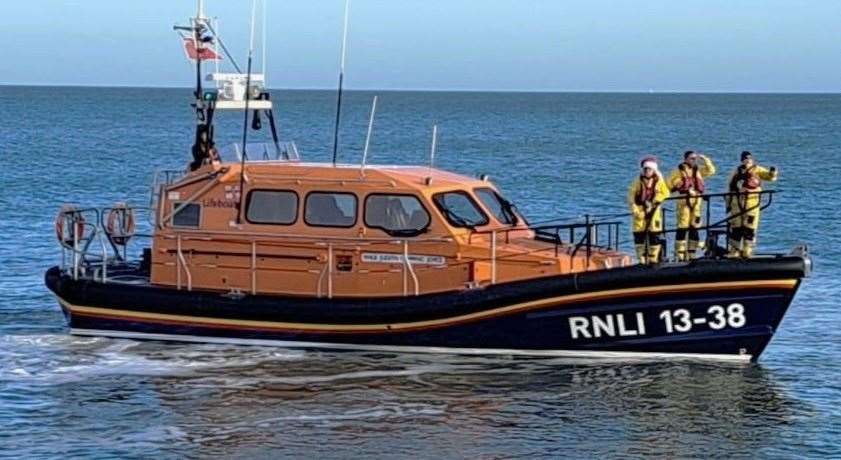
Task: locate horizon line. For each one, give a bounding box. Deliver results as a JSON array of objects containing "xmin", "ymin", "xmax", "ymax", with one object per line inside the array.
[{"xmin": 2, "ymin": 82, "xmax": 841, "ymax": 95}]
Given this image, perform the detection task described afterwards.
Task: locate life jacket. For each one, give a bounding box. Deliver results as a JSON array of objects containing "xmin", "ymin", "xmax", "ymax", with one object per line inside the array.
[
  {"xmin": 730, "ymin": 165, "xmax": 761, "ymax": 192},
  {"xmin": 675, "ymin": 163, "xmax": 705, "ymax": 194},
  {"xmin": 635, "ymin": 175, "xmax": 659, "ymax": 206}
]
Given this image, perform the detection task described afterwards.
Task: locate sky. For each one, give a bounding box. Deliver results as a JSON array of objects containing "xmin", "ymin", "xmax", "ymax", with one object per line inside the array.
[{"xmin": 2, "ymin": 0, "xmax": 841, "ymax": 92}]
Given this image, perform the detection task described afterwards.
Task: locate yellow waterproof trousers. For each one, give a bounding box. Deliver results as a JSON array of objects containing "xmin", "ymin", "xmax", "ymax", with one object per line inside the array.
[
  {"xmin": 674, "ymin": 196, "xmax": 704, "ymax": 261},
  {"xmin": 728, "ymin": 193, "xmax": 761, "ymax": 258},
  {"xmin": 632, "ymin": 208, "xmax": 664, "ymax": 265}
]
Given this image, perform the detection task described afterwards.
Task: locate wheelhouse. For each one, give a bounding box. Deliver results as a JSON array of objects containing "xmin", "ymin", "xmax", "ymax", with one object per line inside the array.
[{"xmin": 147, "ymin": 160, "xmax": 629, "ymax": 298}]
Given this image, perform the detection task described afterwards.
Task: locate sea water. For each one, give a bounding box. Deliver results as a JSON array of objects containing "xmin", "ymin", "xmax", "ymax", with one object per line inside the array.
[{"xmin": 1, "ymin": 87, "xmax": 839, "ymax": 458}]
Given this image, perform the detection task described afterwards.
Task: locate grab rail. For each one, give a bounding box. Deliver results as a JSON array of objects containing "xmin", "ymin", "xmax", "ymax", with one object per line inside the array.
[
  {"xmin": 312, "ymin": 240, "xmax": 419, "ymax": 298},
  {"xmin": 468, "ymin": 217, "xmax": 621, "ymax": 275},
  {"xmin": 57, "ymin": 205, "xmax": 154, "ymax": 283},
  {"xmin": 403, "ymin": 240, "xmax": 419, "ymax": 296},
  {"xmin": 175, "ymin": 233, "xmax": 192, "ymax": 291},
  {"xmin": 643, "ymin": 190, "xmax": 778, "ymax": 261}
]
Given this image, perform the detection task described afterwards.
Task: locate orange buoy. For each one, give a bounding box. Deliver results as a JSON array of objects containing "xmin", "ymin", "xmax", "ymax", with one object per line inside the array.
[
  {"xmin": 55, "ymin": 205, "xmax": 85, "ymax": 246},
  {"xmin": 105, "ymin": 203, "xmax": 136, "ymax": 246}
]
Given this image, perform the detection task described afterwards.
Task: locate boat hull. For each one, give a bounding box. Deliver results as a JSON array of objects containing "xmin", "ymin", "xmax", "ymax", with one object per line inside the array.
[{"xmin": 45, "ymin": 257, "xmax": 808, "ymax": 361}]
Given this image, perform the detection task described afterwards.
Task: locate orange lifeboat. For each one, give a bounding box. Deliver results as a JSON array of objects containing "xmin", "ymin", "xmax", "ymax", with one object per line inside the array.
[{"xmin": 44, "ymin": 1, "xmax": 811, "ymax": 362}]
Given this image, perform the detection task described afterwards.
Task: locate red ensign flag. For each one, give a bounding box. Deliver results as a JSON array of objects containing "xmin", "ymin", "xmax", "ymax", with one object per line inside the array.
[{"xmin": 182, "ymin": 38, "xmax": 222, "ymax": 61}]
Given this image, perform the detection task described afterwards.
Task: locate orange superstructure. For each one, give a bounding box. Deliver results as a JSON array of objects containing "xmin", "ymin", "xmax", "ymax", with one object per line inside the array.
[{"xmin": 150, "ymin": 160, "xmax": 630, "ymax": 298}]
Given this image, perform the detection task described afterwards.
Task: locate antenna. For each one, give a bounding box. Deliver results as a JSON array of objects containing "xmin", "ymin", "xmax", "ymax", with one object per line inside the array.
[
  {"xmin": 428, "ymin": 124, "xmax": 438, "ymax": 180},
  {"xmin": 261, "ymin": 0, "xmax": 267, "ymax": 87},
  {"xmin": 236, "ymin": 0, "xmax": 258, "ymax": 224},
  {"xmin": 360, "ymin": 95, "xmax": 378, "ymax": 178},
  {"xmin": 213, "ymin": 17, "xmax": 220, "ymax": 75},
  {"xmin": 331, "ymin": 0, "xmax": 351, "ymax": 166}
]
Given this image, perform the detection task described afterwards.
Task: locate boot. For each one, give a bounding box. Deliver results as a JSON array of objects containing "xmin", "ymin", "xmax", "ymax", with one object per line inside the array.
[
  {"xmin": 674, "ymin": 240, "xmax": 689, "ymax": 262},
  {"xmin": 635, "ymin": 245, "xmax": 649, "ymax": 265},
  {"xmin": 741, "ymin": 240, "xmax": 755, "ymax": 259},
  {"xmin": 648, "ymin": 245, "xmax": 662, "ymax": 265},
  {"xmin": 689, "ymin": 240, "xmax": 704, "ymax": 260},
  {"xmin": 728, "ymin": 239, "xmax": 742, "ymax": 258}
]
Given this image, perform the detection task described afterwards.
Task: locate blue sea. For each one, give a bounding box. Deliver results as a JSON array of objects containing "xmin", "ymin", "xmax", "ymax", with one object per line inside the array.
[{"xmin": 1, "ymin": 87, "xmax": 839, "ymax": 458}]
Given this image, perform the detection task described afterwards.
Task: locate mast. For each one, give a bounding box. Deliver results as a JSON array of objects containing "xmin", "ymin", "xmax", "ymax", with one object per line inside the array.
[
  {"xmin": 236, "ymin": 0, "xmax": 259, "ymax": 224},
  {"xmin": 195, "ymin": 0, "xmax": 203, "ymax": 103},
  {"xmin": 331, "ymin": 0, "xmax": 351, "ymax": 165},
  {"xmin": 176, "ymin": 0, "xmax": 280, "ymax": 172},
  {"xmin": 184, "ymin": 0, "xmax": 210, "ymax": 171}
]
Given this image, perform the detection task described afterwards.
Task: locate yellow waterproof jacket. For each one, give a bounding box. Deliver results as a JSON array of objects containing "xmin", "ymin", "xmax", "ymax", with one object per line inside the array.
[
  {"xmin": 727, "ymin": 164, "xmax": 777, "ymax": 192},
  {"xmin": 668, "ymin": 156, "xmax": 716, "ymax": 196},
  {"xmin": 627, "ymin": 174, "xmax": 671, "ymax": 232},
  {"xmin": 727, "ymin": 164, "xmax": 778, "ymax": 212}
]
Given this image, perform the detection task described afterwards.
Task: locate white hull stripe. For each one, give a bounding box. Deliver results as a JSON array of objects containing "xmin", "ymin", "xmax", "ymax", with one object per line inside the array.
[{"xmin": 70, "ymin": 328, "xmax": 753, "ymax": 363}]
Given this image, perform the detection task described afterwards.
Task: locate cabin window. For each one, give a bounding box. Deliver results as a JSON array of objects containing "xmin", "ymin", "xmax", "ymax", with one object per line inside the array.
[
  {"xmin": 364, "ymin": 194, "xmax": 430, "ymax": 236},
  {"xmin": 171, "ymin": 202, "xmax": 201, "ymax": 227},
  {"xmin": 475, "ymin": 188, "xmax": 519, "ymax": 225},
  {"xmin": 246, "ymin": 190, "xmax": 298, "ymax": 225},
  {"xmin": 432, "ymin": 191, "xmax": 489, "ymax": 228},
  {"xmin": 305, "ymin": 192, "xmax": 357, "ymax": 227}
]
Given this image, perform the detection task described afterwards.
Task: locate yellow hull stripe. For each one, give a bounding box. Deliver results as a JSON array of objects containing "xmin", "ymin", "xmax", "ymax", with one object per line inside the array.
[{"xmin": 58, "ymin": 279, "xmax": 797, "ymax": 334}]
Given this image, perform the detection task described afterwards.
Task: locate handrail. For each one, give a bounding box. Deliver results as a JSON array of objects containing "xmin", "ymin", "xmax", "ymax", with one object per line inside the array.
[
  {"xmin": 644, "ymin": 190, "xmax": 778, "ymax": 261},
  {"xmin": 315, "ymin": 243, "xmax": 334, "ymax": 299},
  {"xmin": 163, "ymin": 228, "xmax": 455, "ymax": 245},
  {"xmin": 316, "ymin": 247, "xmax": 329, "ymax": 298},
  {"xmin": 159, "ymin": 172, "xmax": 224, "ymax": 228},
  {"xmin": 490, "ymin": 230, "xmax": 497, "ymax": 284},
  {"xmin": 96, "ymin": 230, "xmax": 108, "ymax": 283},
  {"xmin": 403, "ymin": 240, "xmax": 419, "ymax": 296},
  {"xmin": 54, "ymin": 189, "xmax": 780, "ymax": 294},
  {"xmin": 73, "ymin": 223, "xmax": 79, "ymax": 280},
  {"xmin": 251, "ymin": 240, "xmax": 257, "ymax": 295},
  {"xmin": 175, "ymin": 233, "xmax": 192, "ymax": 291}
]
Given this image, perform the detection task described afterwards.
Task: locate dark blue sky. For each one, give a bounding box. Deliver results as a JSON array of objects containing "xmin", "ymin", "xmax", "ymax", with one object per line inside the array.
[{"xmin": 3, "ymin": 0, "xmax": 841, "ymax": 92}]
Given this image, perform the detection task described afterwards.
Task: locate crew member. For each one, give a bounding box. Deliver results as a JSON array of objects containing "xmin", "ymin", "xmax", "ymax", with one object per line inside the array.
[
  {"xmin": 727, "ymin": 151, "xmax": 778, "ymax": 258},
  {"xmin": 668, "ymin": 151, "xmax": 716, "ymax": 261},
  {"xmin": 190, "ymin": 125, "xmax": 213, "ymax": 171},
  {"xmin": 628, "ymin": 156, "xmax": 670, "ymax": 265}
]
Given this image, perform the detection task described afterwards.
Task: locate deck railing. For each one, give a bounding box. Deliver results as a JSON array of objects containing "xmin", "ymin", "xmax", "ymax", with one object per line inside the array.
[
  {"xmin": 646, "ymin": 190, "xmax": 777, "ymax": 261},
  {"xmin": 57, "ymin": 206, "xmax": 154, "ymax": 283},
  {"xmin": 54, "ymin": 190, "xmax": 778, "ymax": 297},
  {"xmin": 467, "ymin": 218, "xmax": 623, "ymax": 280}
]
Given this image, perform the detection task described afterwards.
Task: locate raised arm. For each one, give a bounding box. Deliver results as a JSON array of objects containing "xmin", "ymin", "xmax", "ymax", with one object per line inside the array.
[
  {"xmin": 699, "ymin": 155, "xmax": 716, "ymax": 177},
  {"xmin": 755, "ymin": 165, "xmax": 778, "ymax": 182}
]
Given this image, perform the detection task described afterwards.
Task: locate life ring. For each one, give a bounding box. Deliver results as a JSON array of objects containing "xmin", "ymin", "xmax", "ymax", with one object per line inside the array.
[
  {"xmin": 55, "ymin": 205, "xmax": 85, "ymax": 246},
  {"xmin": 105, "ymin": 203, "xmax": 136, "ymax": 246}
]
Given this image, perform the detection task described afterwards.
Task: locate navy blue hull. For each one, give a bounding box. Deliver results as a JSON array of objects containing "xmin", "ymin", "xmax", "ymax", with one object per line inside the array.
[{"xmin": 45, "ymin": 257, "xmax": 808, "ymax": 361}]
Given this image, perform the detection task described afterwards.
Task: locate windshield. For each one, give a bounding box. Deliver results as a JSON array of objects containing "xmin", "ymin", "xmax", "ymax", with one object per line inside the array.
[
  {"xmin": 433, "ymin": 191, "xmax": 489, "ymax": 228},
  {"xmin": 475, "ymin": 188, "xmax": 519, "ymax": 225}
]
